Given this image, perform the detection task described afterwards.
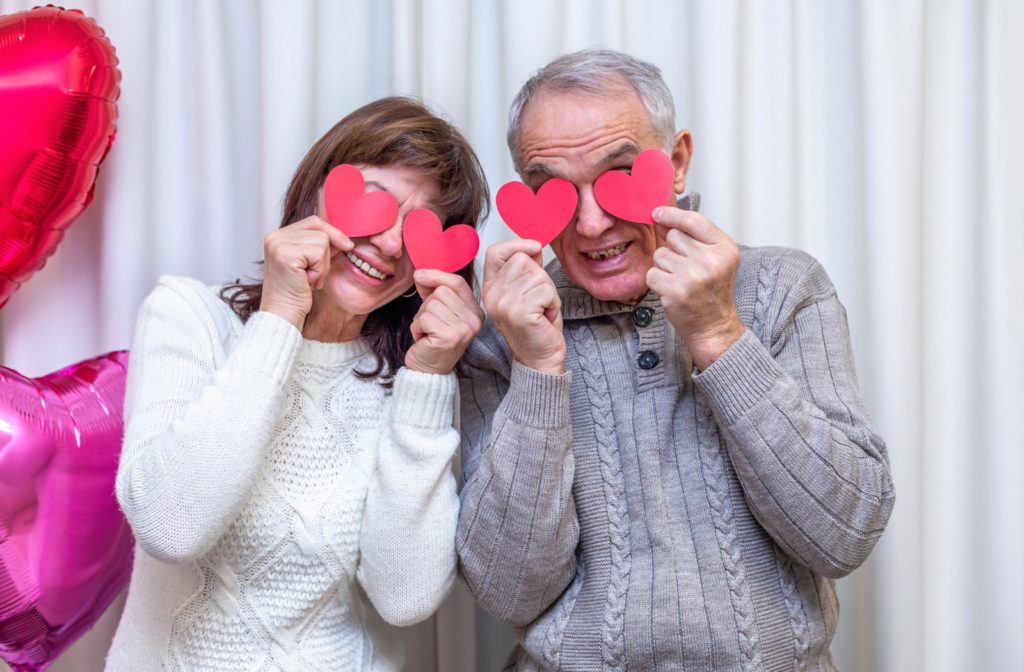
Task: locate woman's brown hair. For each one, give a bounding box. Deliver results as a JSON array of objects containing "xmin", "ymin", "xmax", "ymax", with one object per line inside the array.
[{"xmin": 220, "ymin": 97, "xmax": 489, "ymax": 384}]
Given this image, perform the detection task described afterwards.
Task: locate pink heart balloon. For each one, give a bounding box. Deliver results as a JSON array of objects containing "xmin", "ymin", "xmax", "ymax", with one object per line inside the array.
[
  {"xmin": 0, "ymin": 351, "xmax": 134, "ymax": 672},
  {"xmin": 0, "ymin": 6, "xmax": 121, "ymax": 309}
]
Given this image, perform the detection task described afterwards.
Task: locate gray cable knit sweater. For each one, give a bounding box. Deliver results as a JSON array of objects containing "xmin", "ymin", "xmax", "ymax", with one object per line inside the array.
[{"xmin": 456, "ymin": 246, "xmax": 894, "ymax": 671}]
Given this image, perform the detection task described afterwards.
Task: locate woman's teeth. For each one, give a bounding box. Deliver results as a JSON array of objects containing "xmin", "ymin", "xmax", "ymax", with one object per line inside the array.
[
  {"xmin": 585, "ymin": 243, "xmax": 628, "ymax": 260},
  {"xmin": 346, "ymin": 252, "xmax": 387, "ymax": 280}
]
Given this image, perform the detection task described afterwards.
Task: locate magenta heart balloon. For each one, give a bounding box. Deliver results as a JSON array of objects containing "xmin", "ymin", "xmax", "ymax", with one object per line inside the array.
[{"xmin": 0, "ymin": 351, "xmax": 134, "ymax": 672}]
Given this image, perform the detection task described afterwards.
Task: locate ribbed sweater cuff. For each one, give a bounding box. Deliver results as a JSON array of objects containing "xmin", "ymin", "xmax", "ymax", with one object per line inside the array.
[
  {"xmin": 235, "ymin": 311, "xmax": 302, "ymax": 384},
  {"xmin": 391, "ymin": 368, "xmax": 457, "ymax": 430},
  {"xmin": 693, "ymin": 329, "xmax": 782, "ymax": 426},
  {"xmin": 502, "ymin": 360, "xmax": 571, "ymax": 428}
]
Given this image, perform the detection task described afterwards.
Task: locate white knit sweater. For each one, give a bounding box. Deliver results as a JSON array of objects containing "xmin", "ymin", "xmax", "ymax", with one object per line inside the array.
[{"xmin": 105, "ymin": 276, "xmax": 460, "ymax": 672}]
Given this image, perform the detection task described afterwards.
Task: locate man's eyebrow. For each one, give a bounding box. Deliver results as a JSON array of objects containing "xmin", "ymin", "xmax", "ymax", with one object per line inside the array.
[
  {"xmin": 522, "ymin": 142, "xmax": 642, "ymax": 180},
  {"xmin": 597, "ymin": 142, "xmax": 642, "ymax": 168},
  {"xmin": 521, "ymin": 163, "xmax": 558, "ymax": 182}
]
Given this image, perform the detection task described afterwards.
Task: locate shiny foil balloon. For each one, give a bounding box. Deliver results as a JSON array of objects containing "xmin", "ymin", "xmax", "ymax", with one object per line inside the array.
[
  {"xmin": 0, "ymin": 6, "xmax": 121, "ymax": 308},
  {"xmin": 0, "ymin": 351, "xmax": 134, "ymax": 672}
]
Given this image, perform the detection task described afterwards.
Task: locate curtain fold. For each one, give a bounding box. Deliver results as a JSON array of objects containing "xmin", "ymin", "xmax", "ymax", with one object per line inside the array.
[{"xmin": 1, "ymin": 1, "xmax": 1020, "ymax": 670}]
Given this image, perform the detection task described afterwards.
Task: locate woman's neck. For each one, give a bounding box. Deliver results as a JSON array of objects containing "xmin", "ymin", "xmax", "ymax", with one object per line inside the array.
[{"xmin": 301, "ymin": 298, "xmax": 366, "ymax": 343}]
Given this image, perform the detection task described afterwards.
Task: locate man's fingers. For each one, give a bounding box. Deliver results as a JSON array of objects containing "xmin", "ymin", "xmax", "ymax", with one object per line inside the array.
[
  {"xmin": 652, "ymin": 206, "xmax": 723, "ymax": 245},
  {"xmin": 646, "ymin": 266, "xmax": 673, "ymax": 296},
  {"xmin": 485, "ymin": 251, "xmax": 548, "ymax": 297},
  {"xmin": 486, "ymin": 263, "xmax": 557, "ymax": 310},
  {"xmin": 484, "ymin": 239, "xmax": 543, "ymax": 279}
]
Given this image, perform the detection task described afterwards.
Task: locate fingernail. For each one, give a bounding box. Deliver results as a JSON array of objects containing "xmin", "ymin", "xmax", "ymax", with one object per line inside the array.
[{"xmin": 652, "ymin": 207, "xmax": 665, "ymax": 221}]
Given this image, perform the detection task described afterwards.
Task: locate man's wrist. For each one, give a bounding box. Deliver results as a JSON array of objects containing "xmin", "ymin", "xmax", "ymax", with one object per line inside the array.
[
  {"xmin": 512, "ymin": 354, "xmax": 565, "ymax": 376},
  {"xmin": 686, "ymin": 317, "xmax": 746, "ymax": 371}
]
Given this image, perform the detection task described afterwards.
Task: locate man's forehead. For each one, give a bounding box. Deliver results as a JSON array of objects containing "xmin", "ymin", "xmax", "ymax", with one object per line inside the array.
[{"xmin": 517, "ymin": 88, "xmax": 661, "ymax": 177}]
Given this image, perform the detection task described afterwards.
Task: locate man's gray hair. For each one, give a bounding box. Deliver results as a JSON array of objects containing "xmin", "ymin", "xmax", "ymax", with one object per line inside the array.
[{"xmin": 507, "ymin": 49, "xmax": 677, "ymax": 171}]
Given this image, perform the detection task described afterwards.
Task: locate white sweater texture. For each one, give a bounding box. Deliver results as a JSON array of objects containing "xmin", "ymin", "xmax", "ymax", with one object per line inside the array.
[{"xmin": 105, "ymin": 276, "xmax": 460, "ymax": 672}]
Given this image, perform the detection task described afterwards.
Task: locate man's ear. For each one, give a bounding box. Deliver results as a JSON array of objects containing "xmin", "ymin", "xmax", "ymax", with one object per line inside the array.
[{"xmin": 671, "ymin": 130, "xmax": 693, "ymax": 194}]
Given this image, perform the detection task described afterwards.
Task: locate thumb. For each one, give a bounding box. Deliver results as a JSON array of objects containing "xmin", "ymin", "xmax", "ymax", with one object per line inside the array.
[{"xmin": 413, "ymin": 269, "xmax": 445, "ymax": 300}]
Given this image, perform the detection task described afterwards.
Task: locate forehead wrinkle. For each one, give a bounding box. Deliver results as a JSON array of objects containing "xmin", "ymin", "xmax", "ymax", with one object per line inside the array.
[
  {"xmin": 521, "ymin": 131, "xmax": 645, "ymax": 180},
  {"xmin": 521, "ymin": 119, "xmax": 638, "ymax": 158},
  {"xmin": 596, "ymin": 141, "xmax": 642, "ymax": 167}
]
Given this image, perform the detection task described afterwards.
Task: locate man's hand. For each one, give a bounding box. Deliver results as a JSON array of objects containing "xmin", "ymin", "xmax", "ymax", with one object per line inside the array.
[
  {"xmin": 647, "ymin": 206, "xmax": 745, "ymax": 371},
  {"xmin": 405, "ymin": 270, "xmax": 484, "ymax": 375},
  {"xmin": 482, "ymin": 239, "xmax": 566, "ymax": 375}
]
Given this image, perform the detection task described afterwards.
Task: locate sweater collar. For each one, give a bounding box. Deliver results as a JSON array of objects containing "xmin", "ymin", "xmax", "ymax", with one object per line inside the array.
[
  {"xmin": 298, "ymin": 337, "xmax": 370, "ymax": 366},
  {"xmin": 547, "ymin": 259, "xmax": 662, "ymax": 321}
]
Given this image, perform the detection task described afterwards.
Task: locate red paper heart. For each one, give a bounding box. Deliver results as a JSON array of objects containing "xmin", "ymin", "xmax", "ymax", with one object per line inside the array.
[
  {"xmin": 402, "ymin": 209, "xmax": 479, "ymax": 273},
  {"xmin": 593, "ymin": 149, "xmax": 675, "ymax": 225},
  {"xmin": 496, "ymin": 178, "xmax": 577, "ymax": 246},
  {"xmin": 0, "ymin": 6, "xmax": 121, "ymax": 308},
  {"xmin": 0, "ymin": 351, "xmax": 134, "ymax": 672},
  {"xmin": 323, "ymin": 164, "xmax": 399, "ymax": 237}
]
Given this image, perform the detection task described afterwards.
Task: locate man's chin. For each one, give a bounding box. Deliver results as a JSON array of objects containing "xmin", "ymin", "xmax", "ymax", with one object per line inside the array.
[{"xmin": 576, "ymin": 278, "xmax": 648, "ymax": 305}]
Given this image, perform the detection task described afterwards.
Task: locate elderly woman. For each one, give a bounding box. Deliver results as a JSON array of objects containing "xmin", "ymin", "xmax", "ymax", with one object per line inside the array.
[{"xmin": 106, "ymin": 97, "xmax": 488, "ymax": 671}]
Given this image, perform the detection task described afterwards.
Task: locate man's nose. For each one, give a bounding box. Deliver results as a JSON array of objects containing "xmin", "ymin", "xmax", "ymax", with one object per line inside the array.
[
  {"xmin": 370, "ymin": 216, "xmax": 405, "ymax": 258},
  {"xmin": 574, "ymin": 186, "xmax": 616, "ymax": 238}
]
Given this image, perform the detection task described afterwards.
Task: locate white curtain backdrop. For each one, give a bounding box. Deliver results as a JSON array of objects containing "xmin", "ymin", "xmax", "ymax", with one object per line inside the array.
[{"xmin": 1, "ymin": 1, "xmax": 1021, "ymax": 670}]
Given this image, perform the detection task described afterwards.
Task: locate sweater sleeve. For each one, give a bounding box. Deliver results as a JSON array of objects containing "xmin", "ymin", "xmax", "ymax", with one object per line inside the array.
[
  {"xmin": 356, "ymin": 367, "xmax": 461, "ymax": 627},
  {"xmin": 115, "ymin": 279, "xmax": 301, "ymax": 564},
  {"xmin": 456, "ymin": 328, "xmax": 579, "ymax": 628},
  {"xmin": 693, "ymin": 255, "xmax": 895, "ymax": 578}
]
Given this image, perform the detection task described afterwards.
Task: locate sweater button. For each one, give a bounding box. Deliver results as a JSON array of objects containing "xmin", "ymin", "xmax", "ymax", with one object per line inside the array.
[
  {"xmin": 632, "ymin": 306, "xmax": 653, "ymax": 327},
  {"xmin": 637, "ymin": 350, "xmax": 659, "ymax": 369}
]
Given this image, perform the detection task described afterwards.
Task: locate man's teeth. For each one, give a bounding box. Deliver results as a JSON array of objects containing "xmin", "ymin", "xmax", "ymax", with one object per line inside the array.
[
  {"xmin": 585, "ymin": 243, "xmax": 628, "ymax": 260},
  {"xmin": 346, "ymin": 252, "xmax": 387, "ymax": 280}
]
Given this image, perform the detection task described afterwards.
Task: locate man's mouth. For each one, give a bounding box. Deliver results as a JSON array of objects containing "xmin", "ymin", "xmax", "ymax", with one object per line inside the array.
[
  {"xmin": 583, "ymin": 243, "xmax": 629, "ymax": 260},
  {"xmin": 345, "ymin": 252, "xmax": 389, "ymax": 280}
]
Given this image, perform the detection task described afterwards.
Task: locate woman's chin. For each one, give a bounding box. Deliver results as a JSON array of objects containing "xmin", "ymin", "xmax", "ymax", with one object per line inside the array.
[{"xmin": 319, "ymin": 276, "xmax": 397, "ymax": 316}]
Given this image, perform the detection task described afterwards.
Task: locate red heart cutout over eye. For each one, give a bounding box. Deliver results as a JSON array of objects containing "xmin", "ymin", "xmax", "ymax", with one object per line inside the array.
[
  {"xmin": 0, "ymin": 6, "xmax": 121, "ymax": 308},
  {"xmin": 323, "ymin": 164, "xmax": 399, "ymax": 237},
  {"xmin": 402, "ymin": 209, "xmax": 479, "ymax": 273},
  {"xmin": 496, "ymin": 178, "xmax": 577, "ymax": 247},
  {"xmin": 593, "ymin": 149, "xmax": 675, "ymax": 225}
]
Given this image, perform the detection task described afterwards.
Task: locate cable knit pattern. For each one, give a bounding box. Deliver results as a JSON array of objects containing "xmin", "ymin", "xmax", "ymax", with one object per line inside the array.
[
  {"xmin": 568, "ymin": 323, "xmax": 631, "ymax": 672},
  {"xmin": 696, "ymin": 395, "xmax": 762, "ymax": 671},
  {"xmin": 457, "ymin": 245, "xmax": 894, "ymax": 670},
  {"xmin": 106, "ymin": 276, "xmax": 459, "ymax": 672},
  {"xmin": 775, "ymin": 547, "xmax": 811, "ymax": 670},
  {"xmin": 540, "ymin": 555, "xmax": 585, "ymax": 669},
  {"xmin": 753, "ymin": 255, "xmax": 781, "ymax": 344}
]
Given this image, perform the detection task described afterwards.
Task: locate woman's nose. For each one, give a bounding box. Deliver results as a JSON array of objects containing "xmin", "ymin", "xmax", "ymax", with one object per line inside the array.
[{"xmin": 370, "ymin": 216, "xmax": 405, "ymax": 258}]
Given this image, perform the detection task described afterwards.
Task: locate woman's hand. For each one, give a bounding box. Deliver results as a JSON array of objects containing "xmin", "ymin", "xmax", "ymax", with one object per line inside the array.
[
  {"xmin": 404, "ymin": 270, "xmax": 484, "ymax": 375},
  {"xmin": 259, "ymin": 216, "xmax": 353, "ymax": 329}
]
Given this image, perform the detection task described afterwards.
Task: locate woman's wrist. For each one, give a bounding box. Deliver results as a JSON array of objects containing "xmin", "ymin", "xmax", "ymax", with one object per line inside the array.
[{"xmin": 259, "ymin": 299, "xmax": 306, "ymax": 331}]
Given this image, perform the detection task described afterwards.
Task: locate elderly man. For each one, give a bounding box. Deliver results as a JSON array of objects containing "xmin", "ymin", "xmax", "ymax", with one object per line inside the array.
[{"xmin": 456, "ymin": 49, "xmax": 894, "ymax": 671}]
